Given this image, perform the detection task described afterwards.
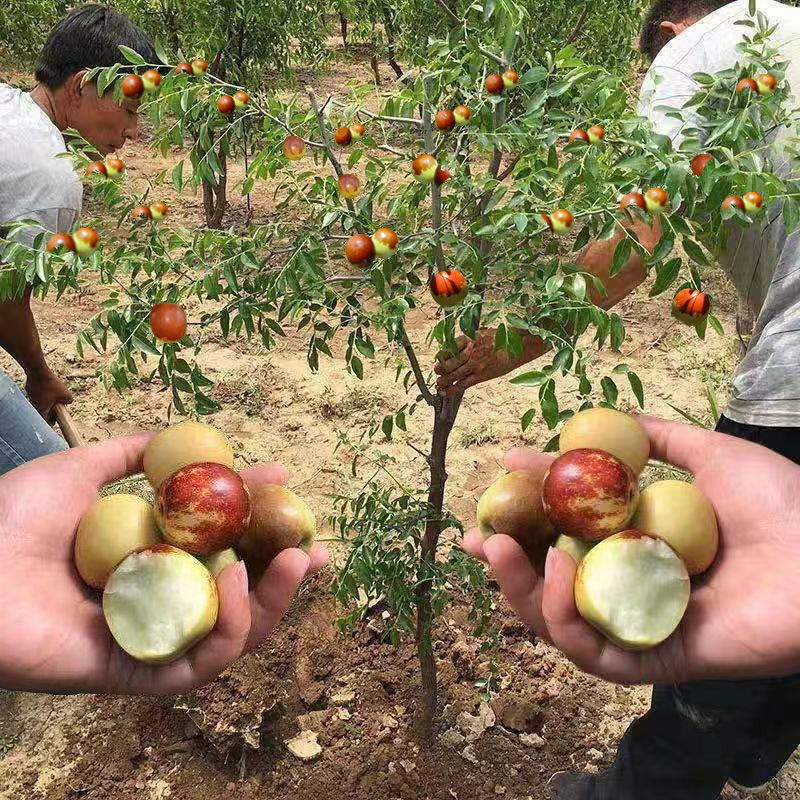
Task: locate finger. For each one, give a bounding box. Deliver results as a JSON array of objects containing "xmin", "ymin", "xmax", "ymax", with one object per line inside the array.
[
  {"xmin": 541, "ymin": 547, "xmax": 647, "ymax": 683},
  {"xmin": 462, "ymin": 528, "xmax": 488, "ymax": 562},
  {"xmin": 67, "ymin": 431, "xmax": 157, "ymax": 488},
  {"xmin": 245, "ymin": 548, "xmax": 311, "ymax": 652},
  {"xmin": 635, "ymin": 415, "xmax": 718, "ymax": 474},
  {"xmin": 504, "ymin": 448, "xmax": 555, "ymax": 473},
  {"xmin": 305, "ymin": 543, "xmax": 330, "ymax": 574},
  {"xmin": 436, "ymin": 361, "xmax": 476, "ymax": 390},
  {"xmin": 483, "ymin": 534, "xmax": 550, "ymax": 640},
  {"xmin": 436, "ymin": 336, "xmax": 470, "ymax": 363},
  {"xmin": 240, "ymin": 462, "xmax": 290, "ymax": 487},
  {"xmin": 434, "ymin": 352, "xmax": 470, "ymax": 376},
  {"xmin": 182, "ymin": 560, "xmax": 251, "ymax": 681}
]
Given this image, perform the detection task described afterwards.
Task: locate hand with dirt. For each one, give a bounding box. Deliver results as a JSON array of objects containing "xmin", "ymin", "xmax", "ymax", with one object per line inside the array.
[
  {"xmin": 25, "ymin": 366, "xmax": 74, "ymax": 421},
  {"xmin": 463, "ymin": 415, "xmax": 800, "ymax": 684},
  {"xmin": 434, "ymin": 328, "xmax": 547, "ymax": 395},
  {"xmin": 0, "ymin": 433, "xmax": 328, "ymax": 695}
]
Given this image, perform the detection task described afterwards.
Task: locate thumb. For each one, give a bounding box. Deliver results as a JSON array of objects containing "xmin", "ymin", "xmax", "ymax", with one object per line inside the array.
[{"xmin": 635, "ymin": 415, "xmax": 719, "ymax": 474}]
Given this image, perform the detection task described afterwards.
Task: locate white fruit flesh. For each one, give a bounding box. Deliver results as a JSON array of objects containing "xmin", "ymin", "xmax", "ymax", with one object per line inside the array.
[
  {"xmin": 103, "ymin": 545, "xmax": 218, "ymax": 664},
  {"xmin": 631, "ymin": 480, "xmax": 719, "ymax": 575},
  {"xmin": 575, "ymin": 532, "xmax": 689, "ymax": 650}
]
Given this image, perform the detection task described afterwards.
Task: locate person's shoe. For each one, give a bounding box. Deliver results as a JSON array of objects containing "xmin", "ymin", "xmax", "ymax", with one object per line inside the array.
[
  {"xmin": 547, "ymin": 771, "xmax": 596, "ymax": 799},
  {"xmin": 729, "ymin": 731, "xmax": 796, "ymax": 796}
]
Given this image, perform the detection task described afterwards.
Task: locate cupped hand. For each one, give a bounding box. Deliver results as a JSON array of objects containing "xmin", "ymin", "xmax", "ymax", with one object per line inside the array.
[
  {"xmin": 0, "ymin": 433, "xmax": 328, "ymax": 695},
  {"xmin": 463, "ymin": 416, "xmax": 800, "ymax": 684},
  {"xmin": 26, "ymin": 368, "xmax": 74, "ymax": 421}
]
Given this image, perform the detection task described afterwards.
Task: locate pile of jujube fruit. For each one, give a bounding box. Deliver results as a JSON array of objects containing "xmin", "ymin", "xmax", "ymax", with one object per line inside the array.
[{"xmin": 477, "ymin": 408, "xmax": 718, "ymax": 650}]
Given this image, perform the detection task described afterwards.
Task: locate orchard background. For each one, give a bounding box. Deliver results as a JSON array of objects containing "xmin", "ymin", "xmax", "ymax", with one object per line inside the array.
[{"xmin": 2, "ymin": 1, "xmax": 800, "ymax": 798}]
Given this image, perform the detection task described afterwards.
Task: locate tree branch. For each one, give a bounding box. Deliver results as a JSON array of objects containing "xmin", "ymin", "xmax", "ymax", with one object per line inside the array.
[
  {"xmin": 434, "ymin": 0, "xmax": 462, "ymax": 27},
  {"xmin": 478, "ymin": 45, "xmax": 504, "ymax": 67},
  {"xmin": 399, "ymin": 322, "xmax": 436, "ymax": 406},
  {"xmin": 408, "ymin": 441, "xmax": 432, "ymax": 464},
  {"xmin": 566, "ymin": 7, "xmax": 590, "ymax": 45}
]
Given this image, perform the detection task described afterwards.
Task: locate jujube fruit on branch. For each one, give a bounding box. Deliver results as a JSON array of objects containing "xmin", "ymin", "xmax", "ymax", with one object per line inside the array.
[
  {"xmin": 620, "ymin": 192, "xmax": 646, "ymax": 212},
  {"xmin": 429, "ymin": 269, "xmax": 467, "ymax": 307},
  {"xmin": 120, "ymin": 74, "xmax": 144, "ymax": 99},
  {"xmin": 334, "ymin": 126, "xmax": 352, "ymax": 146},
  {"xmin": 345, "ymin": 234, "xmax": 376, "ymax": 268},
  {"xmin": 142, "ymin": 69, "xmax": 161, "ymax": 93},
  {"xmin": 757, "ymin": 73, "xmax": 776, "ymax": 95},
  {"xmin": 337, "ymin": 173, "xmax": 361, "ymax": 198},
  {"xmin": 412, "ymin": 154, "xmax": 438, "ymax": 184},
  {"xmin": 743, "ymin": 191, "xmax": 763, "ymax": 214},
  {"xmin": 543, "ymin": 209, "xmax": 574, "ymax": 236},
  {"xmin": 149, "ymin": 302, "xmax": 187, "ymax": 343},
  {"xmin": 143, "ymin": 422, "xmax": 234, "ymax": 490},
  {"xmin": 283, "ymin": 135, "xmax": 306, "ymax": 161},
  {"xmin": 736, "ymin": 77, "xmax": 759, "ymax": 94},
  {"xmin": 174, "ymin": 62, "xmax": 193, "ymax": 75},
  {"xmin": 671, "ymin": 288, "xmax": 711, "ymax": 326},
  {"xmin": 722, "ymin": 195, "xmax": 745, "ymax": 212},
  {"xmin": 73, "ymin": 227, "xmax": 99, "ymax": 256},
  {"xmin": 569, "ymin": 128, "xmax": 589, "ymax": 143},
  {"xmin": 191, "ymin": 58, "xmax": 208, "ymax": 76},
  {"xmin": 435, "ymin": 109, "xmax": 456, "ymax": 132},
  {"xmin": 349, "ymin": 122, "xmax": 365, "ymax": 139},
  {"xmin": 453, "ymin": 105, "xmax": 471, "ymax": 126},
  {"xmin": 217, "ymin": 94, "xmax": 235, "ymax": 115},
  {"xmin": 644, "ymin": 188, "xmax": 670, "ymax": 215},
  {"xmin": 103, "ymin": 544, "xmax": 219, "ymax": 664},
  {"xmin": 435, "ymin": 167, "xmax": 451, "ymax": 186},
  {"xmin": 85, "ymin": 161, "xmax": 107, "ymax": 177},
  {"xmin": 150, "ymin": 201, "xmax": 168, "ymax": 220},
  {"xmin": 372, "ymin": 228, "xmax": 399, "ymax": 258},
  {"xmin": 155, "ymin": 463, "xmax": 251, "ymax": 555},
  {"xmin": 485, "ymin": 73, "xmax": 504, "ymax": 95},
  {"xmin": 542, "ymin": 448, "xmax": 640, "ymax": 541},
  {"xmin": 131, "ymin": 204, "xmax": 152, "ymax": 221},
  {"xmin": 502, "ymin": 69, "xmax": 519, "ymax": 90},
  {"xmin": 105, "ymin": 157, "xmax": 125, "ymax": 178},
  {"xmin": 587, "ymin": 125, "xmax": 605, "ymax": 144},
  {"xmin": 691, "ymin": 153, "xmax": 713, "ymax": 176},
  {"xmin": 46, "ymin": 232, "xmax": 75, "ymax": 253},
  {"xmin": 476, "ymin": 468, "xmax": 556, "ymax": 574},
  {"xmin": 233, "ymin": 91, "xmax": 249, "ymax": 110}
]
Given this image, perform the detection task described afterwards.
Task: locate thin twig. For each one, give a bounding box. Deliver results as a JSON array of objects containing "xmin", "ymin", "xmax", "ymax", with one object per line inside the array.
[
  {"xmin": 566, "ymin": 7, "xmax": 591, "ymax": 45},
  {"xmin": 422, "ymin": 77, "xmax": 446, "ymax": 273},
  {"xmin": 478, "ymin": 45, "xmax": 505, "ymax": 67},
  {"xmin": 408, "ymin": 442, "xmax": 432, "ymax": 464},
  {"xmin": 399, "ymin": 323, "xmax": 436, "ymax": 406},
  {"xmin": 434, "ymin": 0, "xmax": 462, "ymax": 27}
]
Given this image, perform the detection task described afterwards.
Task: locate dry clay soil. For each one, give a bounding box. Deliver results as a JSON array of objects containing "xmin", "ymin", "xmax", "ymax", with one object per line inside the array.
[{"xmin": 1, "ymin": 52, "xmax": 799, "ymax": 800}]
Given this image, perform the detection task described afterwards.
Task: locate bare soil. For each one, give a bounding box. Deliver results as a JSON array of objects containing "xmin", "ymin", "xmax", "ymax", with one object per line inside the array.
[{"xmin": 2, "ymin": 42, "xmax": 798, "ymax": 800}]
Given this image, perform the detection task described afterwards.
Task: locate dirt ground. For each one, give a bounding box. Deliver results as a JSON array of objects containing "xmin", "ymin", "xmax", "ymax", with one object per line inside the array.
[{"xmin": 2, "ymin": 40, "xmax": 799, "ymax": 800}]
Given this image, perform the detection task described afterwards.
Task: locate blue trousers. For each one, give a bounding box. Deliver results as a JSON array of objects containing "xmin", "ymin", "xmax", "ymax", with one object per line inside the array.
[{"xmin": 0, "ymin": 369, "xmax": 67, "ymax": 476}]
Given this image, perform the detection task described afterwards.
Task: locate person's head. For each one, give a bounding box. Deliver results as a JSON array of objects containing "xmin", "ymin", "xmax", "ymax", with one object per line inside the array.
[
  {"xmin": 34, "ymin": 5, "xmax": 157, "ymax": 155},
  {"xmin": 640, "ymin": 0, "xmax": 736, "ymax": 61}
]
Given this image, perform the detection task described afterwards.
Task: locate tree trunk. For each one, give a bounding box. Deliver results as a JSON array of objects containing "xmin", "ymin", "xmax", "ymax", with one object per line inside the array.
[
  {"xmin": 340, "ymin": 13, "xmax": 348, "ymax": 49},
  {"xmin": 202, "ymin": 145, "xmax": 228, "ymax": 229},
  {"xmin": 415, "ymin": 393, "xmax": 462, "ymax": 735},
  {"xmin": 382, "ymin": 5, "xmax": 404, "ymax": 79}
]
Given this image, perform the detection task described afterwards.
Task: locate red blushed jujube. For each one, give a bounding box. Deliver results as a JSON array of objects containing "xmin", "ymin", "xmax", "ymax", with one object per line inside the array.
[
  {"xmin": 542, "ymin": 448, "xmax": 640, "ymax": 542},
  {"xmin": 345, "ymin": 234, "xmax": 376, "ymax": 268},
  {"xmin": 149, "ymin": 302, "xmax": 187, "ymax": 343},
  {"xmin": 46, "ymin": 232, "xmax": 75, "ymax": 253},
  {"xmin": 283, "ymin": 135, "xmax": 306, "ymax": 160},
  {"xmin": 155, "ymin": 463, "xmax": 251, "ymax": 555}
]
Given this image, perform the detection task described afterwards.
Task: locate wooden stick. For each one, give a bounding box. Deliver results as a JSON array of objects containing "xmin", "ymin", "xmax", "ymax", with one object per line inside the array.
[{"xmin": 55, "ymin": 404, "xmax": 84, "ymax": 449}]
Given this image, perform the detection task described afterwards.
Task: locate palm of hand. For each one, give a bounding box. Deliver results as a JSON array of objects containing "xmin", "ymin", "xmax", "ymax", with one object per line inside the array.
[{"xmin": 0, "ymin": 434, "xmax": 327, "ymax": 696}]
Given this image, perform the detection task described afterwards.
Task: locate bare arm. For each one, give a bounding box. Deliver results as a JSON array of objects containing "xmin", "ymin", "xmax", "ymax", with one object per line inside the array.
[
  {"xmin": 435, "ymin": 217, "xmax": 661, "ymax": 393},
  {"xmin": 0, "ymin": 289, "xmax": 73, "ymax": 419}
]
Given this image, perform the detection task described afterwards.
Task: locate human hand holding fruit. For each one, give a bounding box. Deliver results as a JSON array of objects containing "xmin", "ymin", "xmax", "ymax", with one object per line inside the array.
[
  {"xmin": 463, "ymin": 414, "xmax": 800, "ymax": 683},
  {"xmin": 0, "ymin": 432, "xmax": 328, "ymax": 694}
]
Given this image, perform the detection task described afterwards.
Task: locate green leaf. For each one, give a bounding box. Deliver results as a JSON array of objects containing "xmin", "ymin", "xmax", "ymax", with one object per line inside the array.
[
  {"xmin": 118, "ymin": 45, "xmax": 145, "ymax": 65},
  {"xmin": 350, "ymin": 355, "xmax": 363, "ymax": 380},
  {"xmin": 682, "ymin": 237, "xmax": 708, "ymax": 265},
  {"xmin": 628, "ymin": 372, "xmax": 645, "ymax": 408},
  {"xmin": 601, "ymin": 376, "xmax": 618, "ymax": 405},
  {"xmin": 511, "ymin": 370, "xmax": 547, "ymax": 387},
  {"xmin": 610, "ymin": 238, "xmax": 631, "ymax": 277},
  {"xmin": 649, "ymin": 258, "xmax": 681, "ymax": 296},
  {"xmin": 521, "ymin": 408, "xmax": 536, "ymax": 431},
  {"xmin": 381, "ymin": 415, "xmax": 393, "ymax": 439},
  {"xmin": 171, "ymin": 161, "xmax": 184, "ymax": 192}
]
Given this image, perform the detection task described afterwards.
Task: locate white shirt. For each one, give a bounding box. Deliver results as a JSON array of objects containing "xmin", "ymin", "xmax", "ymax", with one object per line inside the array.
[
  {"xmin": 0, "ymin": 84, "xmax": 82, "ymax": 246},
  {"xmin": 638, "ymin": 0, "xmax": 800, "ymax": 427}
]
